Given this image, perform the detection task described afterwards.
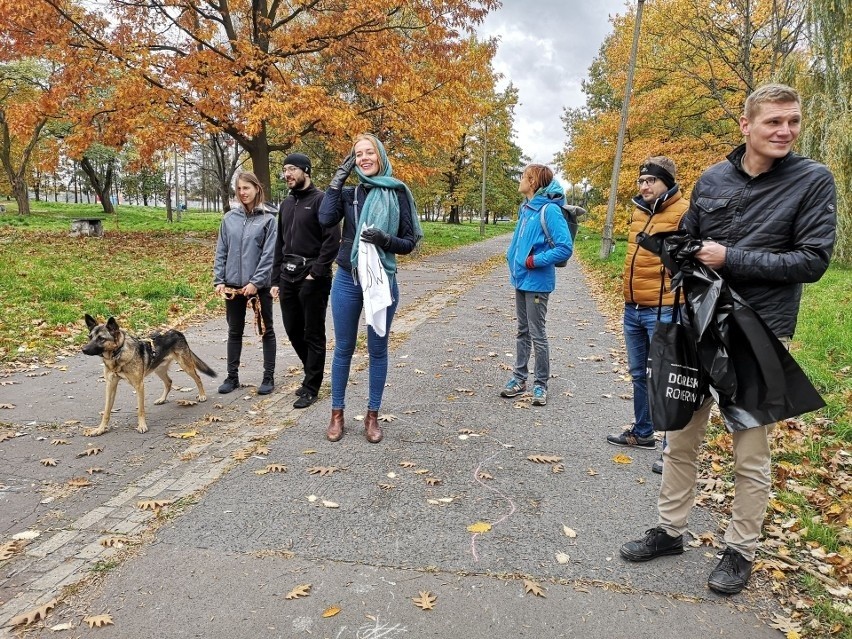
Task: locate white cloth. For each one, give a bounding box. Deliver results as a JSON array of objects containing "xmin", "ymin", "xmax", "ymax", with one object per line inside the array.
[{"xmin": 357, "ymin": 235, "xmax": 392, "ymax": 337}]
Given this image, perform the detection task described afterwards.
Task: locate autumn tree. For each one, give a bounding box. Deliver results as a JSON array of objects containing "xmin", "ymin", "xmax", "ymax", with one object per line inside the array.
[
  {"xmin": 561, "ymin": 0, "xmax": 805, "ymax": 234},
  {"xmin": 41, "ymin": 0, "xmax": 499, "ymax": 195}
]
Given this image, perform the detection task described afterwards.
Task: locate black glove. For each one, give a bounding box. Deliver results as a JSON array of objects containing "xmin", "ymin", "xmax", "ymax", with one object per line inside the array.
[
  {"xmin": 329, "ymin": 153, "xmax": 356, "ymax": 190},
  {"xmin": 360, "ymin": 227, "xmax": 391, "ymax": 249}
]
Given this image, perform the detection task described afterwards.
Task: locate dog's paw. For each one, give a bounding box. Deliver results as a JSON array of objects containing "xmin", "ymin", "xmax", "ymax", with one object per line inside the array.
[
  {"xmin": 197, "ymin": 395, "xmax": 208, "ymax": 402},
  {"xmin": 84, "ymin": 426, "xmax": 108, "ymax": 437},
  {"xmin": 154, "ymin": 398, "xmax": 167, "ymax": 406},
  {"xmin": 136, "ymin": 423, "xmax": 149, "ymax": 434}
]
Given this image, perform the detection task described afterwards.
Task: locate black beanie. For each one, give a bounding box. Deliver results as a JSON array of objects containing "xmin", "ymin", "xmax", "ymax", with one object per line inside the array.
[
  {"xmin": 638, "ymin": 162, "xmax": 675, "ymax": 189},
  {"xmin": 283, "ymin": 153, "xmax": 311, "ymax": 175}
]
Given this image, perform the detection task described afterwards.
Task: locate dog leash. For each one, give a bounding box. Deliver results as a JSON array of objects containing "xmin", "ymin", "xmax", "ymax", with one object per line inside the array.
[{"xmin": 221, "ymin": 287, "xmax": 267, "ymax": 337}]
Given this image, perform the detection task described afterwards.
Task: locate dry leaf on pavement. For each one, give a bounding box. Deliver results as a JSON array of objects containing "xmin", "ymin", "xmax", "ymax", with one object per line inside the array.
[
  {"xmin": 86, "ymin": 467, "xmax": 104, "ymax": 475},
  {"xmin": 67, "ymin": 477, "xmax": 92, "ymax": 488},
  {"xmin": 555, "ymin": 552, "xmax": 571, "ymax": 564},
  {"xmin": 552, "ymin": 463, "xmax": 565, "ymax": 474},
  {"xmin": 412, "ymin": 591, "xmax": 437, "ymax": 610},
  {"xmin": 563, "ymin": 525, "xmax": 577, "ymax": 538},
  {"xmin": 77, "ymin": 447, "xmax": 104, "ymax": 457},
  {"xmin": 612, "ymin": 454, "xmax": 633, "ymax": 464},
  {"xmin": 284, "ymin": 583, "xmax": 312, "ymax": 599},
  {"xmin": 84, "ymin": 613, "xmax": 114, "ymax": 628},
  {"xmin": 308, "ymin": 466, "xmax": 341, "ymax": 476},
  {"xmin": 523, "ymin": 579, "xmax": 546, "ymax": 597},
  {"xmin": 478, "ymin": 471, "xmax": 493, "ymax": 480},
  {"xmin": 467, "ymin": 521, "xmax": 492, "ymax": 533},
  {"xmin": 424, "ymin": 477, "xmax": 441, "ymax": 486},
  {"xmin": 377, "ymin": 414, "xmax": 397, "ymax": 422},
  {"xmin": 137, "ymin": 499, "xmax": 173, "ymax": 511},
  {"xmin": 399, "ymin": 461, "xmax": 417, "ymax": 468},
  {"xmin": 378, "ymin": 483, "xmax": 395, "ymax": 490},
  {"xmin": 167, "ymin": 430, "xmax": 198, "ymax": 439},
  {"xmin": 0, "ymin": 540, "xmax": 26, "ymax": 561},
  {"xmin": 9, "ymin": 599, "xmax": 57, "ymax": 626},
  {"xmin": 322, "ymin": 606, "xmax": 341, "ymax": 618},
  {"xmin": 322, "ymin": 500, "xmax": 339, "ymax": 509},
  {"xmin": 265, "ymin": 464, "xmax": 287, "ymax": 473},
  {"xmin": 0, "ymin": 403, "xmax": 15, "ymax": 409},
  {"xmin": 176, "ymin": 399, "xmax": 197, "ymax": 406},
  {"xmin": 51, "ymin": 439, "xmax": 69, "ymax": 445},
  {"xmin": 40, "ymin": 458, "xmax": 58, "ymax": 467},
  {"xmin": 527, "ymin": 455, "xmax": 564, "ymax": 464}
]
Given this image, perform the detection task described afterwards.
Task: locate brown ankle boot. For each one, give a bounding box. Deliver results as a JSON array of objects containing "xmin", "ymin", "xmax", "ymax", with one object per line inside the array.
[
  {"xmin": 327, "ymin": 409, "xmax": 344, "ymax": 442},
  {"xmin": 364, "ymin": 409, "xmax": 383, "ymax": 443}
]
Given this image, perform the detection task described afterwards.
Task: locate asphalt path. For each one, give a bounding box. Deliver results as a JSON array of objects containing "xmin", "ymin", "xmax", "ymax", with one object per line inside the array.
[{"xmin": 0, "ymin": 235, "xmax": 779, "ymax": 638}]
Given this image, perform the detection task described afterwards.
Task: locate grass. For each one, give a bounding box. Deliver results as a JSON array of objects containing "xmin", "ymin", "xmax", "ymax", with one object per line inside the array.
[{"xmin": 0, "ymin": 202, "xmax": 513, "ymax": 364}]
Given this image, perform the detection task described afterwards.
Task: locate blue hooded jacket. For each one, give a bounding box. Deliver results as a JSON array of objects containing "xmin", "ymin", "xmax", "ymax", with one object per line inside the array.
[{"xmin": 506, "ymin": 178, "xmax": 573, "ymax": 293}]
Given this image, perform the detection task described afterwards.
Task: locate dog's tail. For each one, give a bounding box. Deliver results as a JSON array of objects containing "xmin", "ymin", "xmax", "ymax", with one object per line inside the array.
[{"xmin": 192, "ymin": 352, "xmax": 217, "ymax": 378}]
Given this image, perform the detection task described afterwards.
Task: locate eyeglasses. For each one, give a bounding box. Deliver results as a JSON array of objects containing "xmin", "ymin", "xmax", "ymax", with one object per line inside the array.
[
  {"xmin": 636, "ymin": 177, "xmax": 658, "ymax": 187},
  {"xmin": 281, "ymin": 166, "xmax": 302, "ymax": 176}
]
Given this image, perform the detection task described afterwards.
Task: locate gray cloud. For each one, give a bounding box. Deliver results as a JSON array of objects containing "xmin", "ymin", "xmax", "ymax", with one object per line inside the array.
[{"xmin": 478, "ymin": 0, "xmax": 628, "ymax": 169}]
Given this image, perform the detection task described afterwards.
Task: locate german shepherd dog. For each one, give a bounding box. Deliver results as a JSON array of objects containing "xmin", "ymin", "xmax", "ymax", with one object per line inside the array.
[{"xmin": 82, "ymin": 314, "xmax": 217, "ymax": 436}]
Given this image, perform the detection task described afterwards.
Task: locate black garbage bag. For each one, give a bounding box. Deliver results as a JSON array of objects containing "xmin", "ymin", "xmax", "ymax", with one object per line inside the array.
[{"xmin": 637, "ymin": 231, "xmax": 825, "ymax": 431}]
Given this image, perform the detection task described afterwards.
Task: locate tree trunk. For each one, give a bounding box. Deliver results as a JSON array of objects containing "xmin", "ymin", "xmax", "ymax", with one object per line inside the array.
[
  {"xmin": 165, "ymin": 185, "xmax": 173, "ymax": 222},
  {"xmin": 447, "ymin": 204, "xmax": 461, "ymax": 224},
  {"xmin": 244, "ymin": 125, "xmax": 271, "ymax": 197},
  {"xmin": 80, "ymin": 156, "xmax": 116, "ymax": 215},
  {"xmin": 12, "ymin": 176, "xmax": 30, "ymax": 216}
]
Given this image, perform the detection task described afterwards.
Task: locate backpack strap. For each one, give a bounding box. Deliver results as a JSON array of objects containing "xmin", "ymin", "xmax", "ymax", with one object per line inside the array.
[{"xmin": 539, "ymin": 204, "xmax": 556, "ymax": 249}]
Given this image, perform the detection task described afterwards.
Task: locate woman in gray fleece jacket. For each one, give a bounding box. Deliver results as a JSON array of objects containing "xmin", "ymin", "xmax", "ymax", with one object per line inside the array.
[{"xmin": 213, "ymin": 171, "xmax": 278, "ymax": 395}]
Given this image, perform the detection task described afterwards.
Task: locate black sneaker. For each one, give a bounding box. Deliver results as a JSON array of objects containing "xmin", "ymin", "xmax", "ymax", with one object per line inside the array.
[
  {"xmin": 293, "ymin": 393, "xmax": 317, "ymax": 409},
  {"xmin": 652, "ymin": 456, "xmax": 664, "ymax": 474},
  {"xmin": 218, "ymin": 376, "xmax": 240, "ymax": 394},
  {"xmin": 607, "ymin": 431, "xmax": 656, "ymax": 449},
  {"xmin": 707, "ymin": 548, "xmax": 752, "ymax": 595},
  {"xmin": 295, "ymin": 386, "xmax": 309, "ymax": 398},
  {"xmin": 620, "ymin": 527, "xmax": 684, "ymax": 562},
  {"xmin": 258, "ymin": 375, "xmax": 274, "ymax": 395}
]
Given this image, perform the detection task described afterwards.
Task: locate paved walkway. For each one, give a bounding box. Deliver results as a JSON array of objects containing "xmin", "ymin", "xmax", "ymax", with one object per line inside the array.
[{"xmin": 0, "ymin": 236, "xmax": 778, "ymax": 637}]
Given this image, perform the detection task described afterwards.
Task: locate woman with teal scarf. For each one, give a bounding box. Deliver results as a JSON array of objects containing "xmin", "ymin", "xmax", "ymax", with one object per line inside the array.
[{"xmin": 318, "ymin": 134, "xmax": 423, "ymax": 444}]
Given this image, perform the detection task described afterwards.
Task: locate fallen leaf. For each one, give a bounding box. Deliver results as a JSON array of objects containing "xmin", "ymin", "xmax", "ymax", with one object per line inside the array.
[
  {"xmin": 12, "ymin": 530, "xmax": 40, "ymax": 540},
  {"xmin": 322, "ymin": 606, "xmax": 342, "ymax": 618},
  {"xmin": 77, "ymin": 447, "xmax": 104, "ymax": 457},
  {"xmin": 302, "ymin": 449, "xmax": 318, "ymax": 454},
  {"xmin": 83, "ymin": 613, "xmax": 114, "ymax": 628},
  {"xmin": 587, "ymin": 468, "xmax": 599, "ymax": 476},
  {"xmin": 523, "ymin": 579, "xmax": 546, "ymax": 597},
  {"xmin": 0, "ymin": 403, "xmax": 15, "ymax": 409},
  {"xmin": 167, "ymin": 430, "xmax": 198, "ymax": 439},
  {"xmin": 99, "ymin": 536, "xmax": 130, "ymax": 547},
  {"xmin": 51, "ymin": 439, "xmax": 69, "ymax": 446},
  {"xmin": 137, "ymin": 499, "xmax": 173, "ymax": 511},
  {"xmin": 458, "ymin": 428, "xmax": 475, "ymax": 435},
  {"xmin": 563, "ymin": 526, "xmax": 577, "ymax": 538},
  {"xmin": 232, "ymin": 449, "xmax": 251, "ymax": 461},
  {"xmin": 308, "ymin": 466, "xmax": 341, "ymax": 476},
  {"xmin": 412, "ymin": 591, "xmax": 437, "ymax": 610},
  {"xmin": 527, "ymin": 455, "xmax": 564, "ymax": 464},
  {"xmin": 265, "ymin": 463, "xmax": 287, "ymax": 473},
  {"xmin": 322, "ymin": 500, "xmax": 339, "ymax": 509},
  {"xmin": 284, "ymin": 583, "xmax": 312, "ymax": 599},
  {"xmin": 612, "ymin": 454, "xmax": 633, "ymax": 464},
  {"xmin": 378, "ymin": 483, "xmax": 395, "ymax": 490},
  {"xmin": 0, "ymin": 431, "xmax": 15, "ymax": 442},
  {"xmin": 9, "ymin": 599, "xmax": 57, "ymax": 626},
  {"xmin": 67, "ymin": 477, "xmax": 92, "ymax": 488},
  {"xmin": 478, "ymin": 471, "xmax": 493, "ymax": 480},
  {"xmin": 0, "ymin": 539, "xmax": 26, "ymax": 561},
  {"xmin": 424, "ymin": 477, "xmax": 442, "ymax": 486},
  {"xmin": 467, "ymin": 521, "xmax": 492, "ymax": 533},
  {"xmin": 63, "ymin": 419, "xmax": 80, "ymax": 425},
  {"xmin": 399, "ymin": 461, "xmax": 417, "ymax": 468},
  {"xmin": 555, "ymin": 551, "xmax": 571, "ymax": 564},
  {"xmin": 414, "ymin": 469, "xmax": 430, "ymax": 475},
  {"xmin": 40, "ymin": 458, "xmax": 58, "ymax": 467},
  {"xmin": 552, "ymin": 463, "xmax": 565, "ymax": 474},
  {"xmin": 49, "ymin": 623, "xmax": 76, "ymax": 631},
  {"xmin": 306, "ymin": 495, "xmax": 318, "ymax": 502},
  {"xmin": 176, "ymin": 399, "xmax": 197, "ymax": 406},
  {"xmin": 255, "ymin": 445, "xmax": 270, "ymax": 456},
  {"xmin": 86, "ymin": 467, "xmax": 104, "ymax": 475},
  {"xmin": 377, "ymin": 414, "xmax": 397, "ymax": 422},
  {"xmin": 206, "ymin": 414, "xmax": 223, "ymax": 423}
]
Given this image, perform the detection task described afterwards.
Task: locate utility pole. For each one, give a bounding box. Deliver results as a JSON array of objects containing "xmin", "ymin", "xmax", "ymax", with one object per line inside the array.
[
  {"xmin": 479, "ymin": 118, "xmax": 488, "ymax": 237},
  {"xmin": 600, "ymin": 0, "xmax": 645, "ymax": 259}
]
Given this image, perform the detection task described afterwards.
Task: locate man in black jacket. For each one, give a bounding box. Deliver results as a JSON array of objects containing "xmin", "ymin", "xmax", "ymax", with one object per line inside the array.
[
  {"xmin": 271, "ymin": 153, "xmax": 341, "ymax": 409},
  {"xmin": 620, "ymin": 84, "xmax": 837, "ymax": 595}
]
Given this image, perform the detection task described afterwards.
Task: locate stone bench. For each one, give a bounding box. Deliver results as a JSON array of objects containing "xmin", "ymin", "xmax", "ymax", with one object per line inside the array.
[{"xmin": 70, "ymin": 218, "xmax": 104, "ymax": 237}]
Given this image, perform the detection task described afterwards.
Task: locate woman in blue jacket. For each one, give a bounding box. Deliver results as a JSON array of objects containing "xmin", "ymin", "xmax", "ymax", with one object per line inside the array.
[{"xmin": 502, "ymin": 164, "xmax": 573, "ymax": 406}]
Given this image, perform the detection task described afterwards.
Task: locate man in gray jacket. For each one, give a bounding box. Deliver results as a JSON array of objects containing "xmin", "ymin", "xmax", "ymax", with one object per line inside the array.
[{"xmin": 620, "ymin": 84, "xmax": 836, "ymax": 595}]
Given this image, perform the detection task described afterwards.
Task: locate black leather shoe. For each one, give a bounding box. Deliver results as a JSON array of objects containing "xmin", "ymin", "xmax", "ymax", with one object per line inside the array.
[
  {"xmin": 708, "ymin": 548, "xmax": 752, "ymax": 595},
  {"xmin": 218, "ymin": 376, "xmax": 240, "ymax": 394},
  {"xmin": 620, "ymin": 527, "xmax": 684, "ymax": 562},
  {"xmin": 295, "ymin": 386, "xmax": 309, "ymax": 398},
  {"xmin": 651, "ymin": 456, "xmax": 664, "ymax": 474},
  {"xmin": 293, "ymin": 393, "xmax": 316, "ymax": 409}
]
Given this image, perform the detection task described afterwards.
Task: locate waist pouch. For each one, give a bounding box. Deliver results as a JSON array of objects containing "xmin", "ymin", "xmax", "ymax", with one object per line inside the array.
[{"xmin": 281, "ymin": 254, "xmax": 315, "ymax": 282}]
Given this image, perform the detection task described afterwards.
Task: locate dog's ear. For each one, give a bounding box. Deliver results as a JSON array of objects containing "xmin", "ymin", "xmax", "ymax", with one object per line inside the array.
[
  {"xmin": 106, "ymin": 317, "xmax": 121, "ymax": 336},
  {"xmin": 84, "ymin": 314, "xmax": 98, "ymax": 330}
]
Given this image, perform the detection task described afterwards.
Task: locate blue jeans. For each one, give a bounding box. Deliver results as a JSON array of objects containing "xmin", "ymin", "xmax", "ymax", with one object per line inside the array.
[
  {"xmin": 330, "ymin": 268, "xmax": 399, "ymax": 411},
  {"xmin": 513, "ymin": 289, "xmax": 550, "ymax": 389},
  {"xmin": 624, "ymin": 304, "xmax": 673, "ymax": 438}
]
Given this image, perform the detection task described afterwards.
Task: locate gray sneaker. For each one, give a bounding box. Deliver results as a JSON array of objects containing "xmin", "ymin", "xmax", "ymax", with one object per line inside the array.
[
  {"xmin": 500, "ymin": 378, "xmax": 526, "ymax": 398},
  {"xmin": 532, "ymin": 386, "xmax": 547, "ymax": 406},
  {"xmin": 606, "ymin": 431, "xmax": 656, "ymax": 449}
]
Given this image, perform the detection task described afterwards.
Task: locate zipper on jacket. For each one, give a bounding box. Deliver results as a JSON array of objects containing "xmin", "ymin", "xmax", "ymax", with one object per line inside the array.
[{"xmin": 627, "ymin": 214, "xmax": 654, "ymax": 303}]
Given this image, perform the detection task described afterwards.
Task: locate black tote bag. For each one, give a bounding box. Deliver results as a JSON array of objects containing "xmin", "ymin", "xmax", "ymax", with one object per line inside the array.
[{"xmin": 646, "ymin": 290, "xmax": 705, "ymax": 431}]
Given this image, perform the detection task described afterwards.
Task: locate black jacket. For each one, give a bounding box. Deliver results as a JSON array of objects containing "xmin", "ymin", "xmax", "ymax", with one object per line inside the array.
[
  {"xmin": 682, "ymin": 144, "xmax": 836, "ymax": 337},
  {"xmin": 318, "ymin": 184, "xmax": 418, "ymax": 272},
  {"xmin": 271, "ymin": 183, "xmax": 340, "ymax": 282}
]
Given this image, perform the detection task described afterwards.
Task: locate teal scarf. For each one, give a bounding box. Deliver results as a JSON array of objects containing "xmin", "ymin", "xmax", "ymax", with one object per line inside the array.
[{"xmin": 349, "ymin": 135, "xmax": 423, "ymax": 276}]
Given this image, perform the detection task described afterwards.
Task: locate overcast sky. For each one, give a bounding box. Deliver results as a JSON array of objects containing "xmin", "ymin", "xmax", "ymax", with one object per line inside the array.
[{"xmin": 477, "ymin": 0, "xmax": 630, "ymax": 174}]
